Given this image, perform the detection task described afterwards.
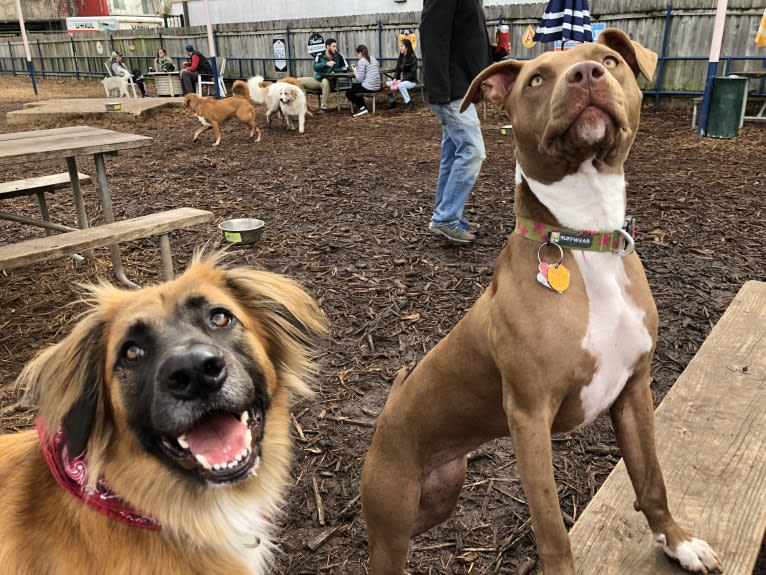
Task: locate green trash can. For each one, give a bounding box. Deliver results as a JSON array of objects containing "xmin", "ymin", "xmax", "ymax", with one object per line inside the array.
[{"xmin": 707, "ymin": 76, "xmax": 748, "ymax": 138}]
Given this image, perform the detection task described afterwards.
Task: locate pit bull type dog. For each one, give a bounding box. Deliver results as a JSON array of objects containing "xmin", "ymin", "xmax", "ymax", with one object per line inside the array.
[{"xmin": 361, "ymin": 29, "xmax": 722, "ymax": 575}]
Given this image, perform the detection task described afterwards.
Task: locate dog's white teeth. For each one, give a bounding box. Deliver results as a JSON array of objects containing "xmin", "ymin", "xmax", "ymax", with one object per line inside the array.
[
  {"xmin": 245, "ymin": 428, "xmax": 252, "ymax": 446},
  {"xmin": 240, "ymin": 411, "xmax": 249, "ymax": 424},
  {"xmin": 177, "ymin": 434, "xmax": 189, "ymax": 449},
  {"xmin": 195, "ymin": 454, "xmax": 212, "ymax": 470}
]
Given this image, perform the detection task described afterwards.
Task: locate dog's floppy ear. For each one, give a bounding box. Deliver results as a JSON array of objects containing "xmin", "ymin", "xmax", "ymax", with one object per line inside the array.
[
  {"xmin": 222, "ymin": 266, "xmax": 328, "ymax": 395},
  {"xmin": 19, "ymin": 310, "xmax": 111, "ymax": 461},
  {"xmin": 460, "ymin": 59, "xmax": 524, "ymax": 113},
  {"xmin": 597, "ymin": 28, "xmax": 658, "ymax": 81}
]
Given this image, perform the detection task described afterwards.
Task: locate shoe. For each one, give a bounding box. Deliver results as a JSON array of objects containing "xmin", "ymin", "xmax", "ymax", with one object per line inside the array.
[
  {"xmin": 428, "ymin": 222, "xmax": 476, "ymax": 244},
  {"xmin": 387, "ymin": 100, "xmax": 397, "ymax": 109},
  {"xmin": 353, "ymin": 107, "xmax": 368, "ymax": 117},
  {"xmin": 406, "ymin": 100, "xmax": 415, "ymax": 112},
  {"xmin": 316, "ymin": 108, "xmax": 328, "ymax": 115},
  {"xmin": 461, "ymin": 219, "xmax": 480, "ymax": 233}
]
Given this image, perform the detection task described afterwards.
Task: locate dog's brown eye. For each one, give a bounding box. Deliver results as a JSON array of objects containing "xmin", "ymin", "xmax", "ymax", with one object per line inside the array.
[
  {"xmin": 530, "ymin": 74, "xmax": 543, "ymax": 87},
  {"xmin": 210, "ymin": 309, "xmax": 234, "ymax": 328},
  {"xmin": 604, "ymin": 56, "xmax": 618, "ymax": 69},
  {"xmin": 123, "ymin": 344, "xmax": 145, "ymax": 362}
]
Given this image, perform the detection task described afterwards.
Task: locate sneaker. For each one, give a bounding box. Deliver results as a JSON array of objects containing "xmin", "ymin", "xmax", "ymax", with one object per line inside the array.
[
  {"xmin": 461, "ymin": 220, "xmax": 480, "ymax": 233},
  {"xmin": 353, "ymin": 107, "xmax": 368, "ymax": 117},
  {"xmin": 406, "ymin": 100, "xmax": 415, "ymax": 112},
  {"xmin": 316, "ymin": 108, "xmax": 328, "ymax": 115},
  {"xmin": 428, "ymin": 221, "xmax": 476, "ymax": 244}
]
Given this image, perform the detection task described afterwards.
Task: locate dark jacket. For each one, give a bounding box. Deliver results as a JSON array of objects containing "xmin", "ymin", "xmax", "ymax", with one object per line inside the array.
[
  {"xmin": 312, "ymin": 50, "xmax": 347, "ymax": 81},
  {"xmin": 188, "ymin": 50, "xmax": 212, "ymax": 75},
  {"xmin": 420, "ymin": 0, "xmax": 492, "ymax": 104},
  {"xmin": 395, "ymin": 52, "xmax": 419, "ymax": 83}
]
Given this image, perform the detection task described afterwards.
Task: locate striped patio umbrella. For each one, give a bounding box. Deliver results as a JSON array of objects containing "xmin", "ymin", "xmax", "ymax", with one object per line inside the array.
[{"xmin": 534, "ymin": 0, "xmax": 593, "ymax": 43}]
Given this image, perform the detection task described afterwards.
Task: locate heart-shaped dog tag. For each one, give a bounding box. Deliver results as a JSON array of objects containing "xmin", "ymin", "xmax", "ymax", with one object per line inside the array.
[{"xmin": 547, "ymin": 263, "xmax": 571, "ymax": 293}]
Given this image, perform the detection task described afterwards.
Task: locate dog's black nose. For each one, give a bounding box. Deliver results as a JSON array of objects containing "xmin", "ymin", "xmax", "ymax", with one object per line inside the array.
[
  {"xmin": 160, "ymin": 345, "xmax": 227, "ymax": 399},
  {"xmin": 566, "ymin": 61, "xmax": 606, "ymax": 88}
]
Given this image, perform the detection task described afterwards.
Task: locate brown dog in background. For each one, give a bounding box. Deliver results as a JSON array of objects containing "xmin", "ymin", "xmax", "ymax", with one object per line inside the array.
[
  {"xmin": 0, "ymin": 253, "xmax": 327, "ymax": 574},
  {"xmin": 184, "ymin": 79, "xmax": 261, "ymax": 146}
]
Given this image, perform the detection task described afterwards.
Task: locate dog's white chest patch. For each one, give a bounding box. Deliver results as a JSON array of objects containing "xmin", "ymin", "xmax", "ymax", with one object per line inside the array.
[
  {"xmin": 521, "ymin": 160, "xmax": 652, "ymax": 425},
  {"xmin": 576, "ymin": 253, "xmax": 652, "ymax": 425}
]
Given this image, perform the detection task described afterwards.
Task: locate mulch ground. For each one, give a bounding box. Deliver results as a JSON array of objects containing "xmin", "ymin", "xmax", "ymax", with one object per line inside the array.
[{"xmin": 1, "ymin": 77, "xmax": 764, "ymax": 574}]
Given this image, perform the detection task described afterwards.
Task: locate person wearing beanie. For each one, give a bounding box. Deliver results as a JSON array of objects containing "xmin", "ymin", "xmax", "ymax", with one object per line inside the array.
[{"xmin": 180, "ymin": 44, "xmax": 212, "ymax": 94}]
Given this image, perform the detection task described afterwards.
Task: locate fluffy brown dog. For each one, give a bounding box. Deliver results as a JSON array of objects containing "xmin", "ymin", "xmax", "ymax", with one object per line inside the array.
[
  {"xmin": 184, "ymin": 79, "xmax": 261, "ymax": 146},
  {"xmin": 0, "ymin": 254, "xmax": 327, "ymax": 574}
]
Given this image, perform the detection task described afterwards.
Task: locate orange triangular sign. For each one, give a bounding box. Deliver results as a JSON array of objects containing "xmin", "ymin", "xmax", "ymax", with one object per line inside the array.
[{"xmin": 522, "ymin": 25, "xmax": 536, "ymax": 48}]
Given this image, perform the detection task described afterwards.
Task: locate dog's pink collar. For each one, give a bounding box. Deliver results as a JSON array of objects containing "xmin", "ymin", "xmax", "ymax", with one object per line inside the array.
[
  {"xmin": 514, "ymin": 215, "xmax": 636, "ymax": 256},
  {"xmin": 36, "ymin": 419, "xmax": 161, "ymax": 531}
]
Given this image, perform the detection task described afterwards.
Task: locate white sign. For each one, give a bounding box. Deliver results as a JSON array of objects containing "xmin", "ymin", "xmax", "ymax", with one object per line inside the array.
[
  {"xmin": 307, "ymin": 32, "xmax": 325, "ymax": 55},
  {"xmin": 66, "ymin": 16, "xmax": 164, "ymax": 33},
  {"xmin": 273, "ymin": 35, "xmax": 287, "ymax": 72}
]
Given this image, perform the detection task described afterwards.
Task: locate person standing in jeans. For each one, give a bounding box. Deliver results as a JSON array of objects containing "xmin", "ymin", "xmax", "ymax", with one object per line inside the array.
[{"xmin": 420, "ymin": 0, "xmax": 492, "ymax": 244}]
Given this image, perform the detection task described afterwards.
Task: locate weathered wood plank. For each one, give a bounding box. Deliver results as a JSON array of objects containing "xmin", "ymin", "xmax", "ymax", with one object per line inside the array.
[
  {"xmin": 570, "ymin": 280, "xmax": 766, "ymax": 575},
  {"xmin": 0, "ymin": 172, "xmax": 91, "ymax": 199},
  {"xmin": 0, "ymin": 208, "xmax": 214, "ymax": 271},
  {"xmin": 0, "ymin": 129, "xmax": 153, "ymax": 166}
]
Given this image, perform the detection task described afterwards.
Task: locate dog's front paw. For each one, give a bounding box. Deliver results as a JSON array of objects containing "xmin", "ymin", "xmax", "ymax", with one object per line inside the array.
[{"xmin": 656, "ymin": 534, "xmax": 722, "ymax": 573}]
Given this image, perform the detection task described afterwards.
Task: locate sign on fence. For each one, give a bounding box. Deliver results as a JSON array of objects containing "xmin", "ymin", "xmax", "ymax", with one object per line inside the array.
[
  {"xmin": 307, "ymin": 32, "xmax": 325, "ymax": 56},
  {"xmin": 273, "ymin": 35, "xmax": 287, "ymax": 72}
]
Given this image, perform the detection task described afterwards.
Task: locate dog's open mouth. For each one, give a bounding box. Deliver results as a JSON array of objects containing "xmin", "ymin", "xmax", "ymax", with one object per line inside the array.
[{"xmin": 159, "ymin": 408, "xmax": 263, "ymax": 483}]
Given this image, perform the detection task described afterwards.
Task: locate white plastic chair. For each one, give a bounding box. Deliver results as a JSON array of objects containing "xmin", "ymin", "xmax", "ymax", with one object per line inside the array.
[
  {"xmin": 103, "ymin": 61, "xmax": 138, "ymax": 98},
  {"xmin": 196, "ymin": 57, "xmax": 227, "ymax": 97}
]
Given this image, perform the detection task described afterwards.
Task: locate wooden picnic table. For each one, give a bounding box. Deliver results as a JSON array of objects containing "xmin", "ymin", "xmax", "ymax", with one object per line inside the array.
[{"xmin": 0, "ymin": 126, "xmax": 153, "ymax": 287}]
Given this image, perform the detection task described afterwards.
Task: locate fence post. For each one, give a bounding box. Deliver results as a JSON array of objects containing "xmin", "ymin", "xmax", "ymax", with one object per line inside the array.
[
  {"xmin": 71, "ymin": 36, "xmax": 79, "ymax": 80},
  {"xmin": 654, "ymin": 4, "xmax": 673, "ymax": 106},
  {"xmin": 286, "ymin": 25, "xmax": 293, "ymax": 76},
  {"xmin": 377, "ymin": 20, "xmax": 383, "ymax": 62},
  {"xmin": 8, "ymin": 41, "xmax": 16, "ymax": 76},
  {"xmin": 36, "ymin": 38, "xmax": 45, "ymax": 77}
]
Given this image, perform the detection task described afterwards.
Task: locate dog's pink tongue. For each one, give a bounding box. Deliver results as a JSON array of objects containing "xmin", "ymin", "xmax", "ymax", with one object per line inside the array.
[{"xmin": 185, "ymin": 413, "xmax": 247, "ymax": 466}]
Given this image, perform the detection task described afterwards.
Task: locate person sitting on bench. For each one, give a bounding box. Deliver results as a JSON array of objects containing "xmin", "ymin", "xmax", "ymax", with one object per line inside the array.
[
  {"xmin": 298, "ymin": 38, "xmax": 348, "ymax": 114},
  {"xmin": 386, "ymin": 38, "xmax": 419, "ymax": 112}
]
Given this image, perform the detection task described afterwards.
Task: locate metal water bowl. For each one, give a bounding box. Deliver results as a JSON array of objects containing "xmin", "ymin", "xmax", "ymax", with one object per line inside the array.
[{"xmin": 218, "ymin": 218, "xmax": 265, "ymax": 245}]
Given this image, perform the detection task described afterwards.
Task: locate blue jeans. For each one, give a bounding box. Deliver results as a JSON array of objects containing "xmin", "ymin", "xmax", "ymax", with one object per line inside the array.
[
  {"xmin": 429, "ymin": 100, "xmax": 485, "ymax": 227},
  {"xmin": 385, "ymin": 79, "xmax": 417, "ymax": 103}
]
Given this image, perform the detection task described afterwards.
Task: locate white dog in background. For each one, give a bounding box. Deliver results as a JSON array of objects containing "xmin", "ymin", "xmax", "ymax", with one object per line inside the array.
[
  {"xmin": 102, "ymin": 68, "xmax": 132, "ymax": 98},
  {"xmin": 278, "ymin": 84, "xmax": 308, "ymax": 134},
  {"xmin": 246, "ymin": 75, "xmax": 309, "ymax": 132}
]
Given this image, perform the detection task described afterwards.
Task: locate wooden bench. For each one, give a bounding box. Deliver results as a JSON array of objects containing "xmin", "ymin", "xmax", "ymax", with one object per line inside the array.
[
  {"xmin": 0, "ymin": 207, "xmax": 215, "ymax": 282},
  {"xmin": 569, "ymin": 280, "xmax": 766, "ymax": 574},
  {"xmin": 0, "ymin": 172, "xmax": 92, "ymax": 234}
]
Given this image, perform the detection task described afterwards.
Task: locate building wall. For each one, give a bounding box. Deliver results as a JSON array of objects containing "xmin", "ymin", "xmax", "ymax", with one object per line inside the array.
[{"xmin": 172, "ymin": 0, "xmax": 540, "ymax": 26}]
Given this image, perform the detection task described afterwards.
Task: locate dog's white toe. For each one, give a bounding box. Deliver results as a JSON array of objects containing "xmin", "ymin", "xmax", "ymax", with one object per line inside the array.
[{"xmin": 658, "ymin": 535, "xmax": 722, "ymax": 573}]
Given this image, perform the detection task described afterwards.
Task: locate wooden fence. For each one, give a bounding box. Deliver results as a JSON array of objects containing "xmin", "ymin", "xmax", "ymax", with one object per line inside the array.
[{"xmin": 0, "ymin": 0, "xmax": 764, "ymax": 98}]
